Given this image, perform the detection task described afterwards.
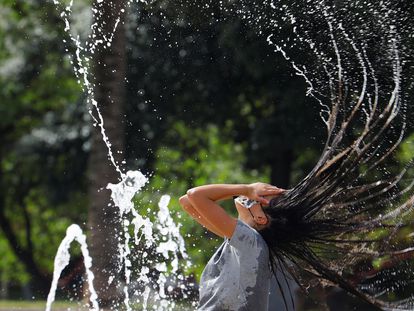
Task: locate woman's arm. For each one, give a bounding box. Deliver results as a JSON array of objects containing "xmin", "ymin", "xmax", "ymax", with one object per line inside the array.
[
  {"xmin": 188, "ymin": 184, "xmax": 250, "ymax": 202},
  {"xmin": 181, "ymin": 183, "xmax": 282, "ymax": 238},
  {"xmin": 179, "ymin": 194, "xmax": 225, "ymax": 237},
  {"xmin": 187, "ymin": 183, "xmax": 280, "ymax": 204},
  {"xmin": 186, "ymin": 188, "xmax": 238, "ymax": 238}
]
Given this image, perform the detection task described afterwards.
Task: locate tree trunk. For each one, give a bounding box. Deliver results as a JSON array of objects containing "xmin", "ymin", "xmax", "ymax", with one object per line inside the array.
[{"xmin": 87, "ymin": 0, "xmax": 126, "ymax": 308}]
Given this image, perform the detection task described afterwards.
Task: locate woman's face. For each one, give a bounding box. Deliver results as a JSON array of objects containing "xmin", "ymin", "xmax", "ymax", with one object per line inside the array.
[{"xmin": 234, "ymin": 195, "xmax": 273, "ymax": 230}]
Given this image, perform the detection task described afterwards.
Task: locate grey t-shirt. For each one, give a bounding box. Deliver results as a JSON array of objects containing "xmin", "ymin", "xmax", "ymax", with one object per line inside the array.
[{"xmin": 198, "ymin": 220, "xmax": 272, "ymax": 311}]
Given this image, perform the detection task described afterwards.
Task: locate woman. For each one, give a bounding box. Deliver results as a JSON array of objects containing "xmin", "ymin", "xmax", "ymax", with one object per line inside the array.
[
  {"xmin": 178, "ymin": 173, "xmax": 414, "ymax": 310},
  {"xmin": 178, "ymin": 110, "xmax": 414, "ymax": 311},
  {"xmin": 179, "ymin": 182, "xmax": 285, "ymax": 311}
]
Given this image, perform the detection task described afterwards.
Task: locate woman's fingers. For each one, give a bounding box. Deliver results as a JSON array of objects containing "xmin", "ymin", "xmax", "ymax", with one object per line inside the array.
[
  {"xmin": 248, "ymin": 182, "xmax": 287, "ymax": 202},
  {"xmin": 260, "ymin": 187, "xmax": 285, "ymax": 195},
  {"xmin": 256, "ymin": 187, "xmax": 286, "ymax": 204}
]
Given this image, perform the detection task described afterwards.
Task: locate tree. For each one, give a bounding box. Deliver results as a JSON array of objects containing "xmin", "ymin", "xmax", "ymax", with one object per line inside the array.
[{"xmin": 86, "ymin": 0, "xmax": 127, "ymax": 307}]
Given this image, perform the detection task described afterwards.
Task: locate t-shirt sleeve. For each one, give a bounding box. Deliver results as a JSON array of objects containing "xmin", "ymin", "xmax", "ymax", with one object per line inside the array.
[{"xmin": 229, "ymin": 219, "xmax": 263, "ymax": 251}]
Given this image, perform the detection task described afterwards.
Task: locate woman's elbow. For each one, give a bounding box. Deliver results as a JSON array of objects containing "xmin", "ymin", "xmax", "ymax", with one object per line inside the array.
[
  {"xmin": 179, "ymin": 195, "xmax": 188, "ymax": 206},
  {"xmin": 179, "ymin": 195, "xmax": 194, "ymax": 214},
  {"xmin": 186, "ymin": 188, "xmax": 198, "ymax": 199}
]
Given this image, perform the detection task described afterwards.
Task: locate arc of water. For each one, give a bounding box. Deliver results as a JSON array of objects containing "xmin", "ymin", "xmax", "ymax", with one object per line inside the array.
[
  {"xmin": 45, "ymin": 224, "xmax": 99, "ymax": 311},
  {"xmin": 53, "ymin": 0, "xmax": 126, "ymax": 178}
]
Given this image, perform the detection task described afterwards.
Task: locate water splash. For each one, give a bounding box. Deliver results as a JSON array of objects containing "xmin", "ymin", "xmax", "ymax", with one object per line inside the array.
[{"xmin": 106, "ymin": 172, "xmax": 191, "ymax": 310}]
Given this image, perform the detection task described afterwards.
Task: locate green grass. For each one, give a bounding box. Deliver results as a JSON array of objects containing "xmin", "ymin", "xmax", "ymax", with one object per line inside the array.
[
  {"xmin": 0, "ymin": 300, "xmax": 84, "ymax": 310},
  {"xmin": 0, "ymin": 300, "xmax": 194, "ymax": 310}
]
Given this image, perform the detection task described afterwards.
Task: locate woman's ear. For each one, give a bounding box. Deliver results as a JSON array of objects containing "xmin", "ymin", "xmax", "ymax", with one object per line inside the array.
[{"xmin": 255, "ymin": 214, "xmax": 268, "ymax": 225}]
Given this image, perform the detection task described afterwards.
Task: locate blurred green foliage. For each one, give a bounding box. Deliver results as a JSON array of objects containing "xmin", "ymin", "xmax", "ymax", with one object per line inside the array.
[
  {"xmin": 398, "ymin": 133, "xmax": 414, "ymax": 164},
  {"xmin": 0, "ymin": 0, "xmax": 87, "ymax": 294}
]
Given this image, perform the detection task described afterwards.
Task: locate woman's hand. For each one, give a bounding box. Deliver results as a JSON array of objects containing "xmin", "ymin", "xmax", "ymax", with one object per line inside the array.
[{"xmin": 246, "ymin": 182, "xmax": 285, "ymax": 205}]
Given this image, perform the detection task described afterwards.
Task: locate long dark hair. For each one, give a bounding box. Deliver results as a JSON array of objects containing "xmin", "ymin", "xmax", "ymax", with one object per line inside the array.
[
  {"xmin": 252, "ymin": 0, "xmax": 414, "ymax": 308},
  {"xmin": 244, "ymin": 1, "xmax": 414, "ymax": 309},
  {"xmin": 258, "ymin": 52, "xmax": 414, "ymax": 311},
  {"xmin": 259, "ymin": 89, "xmax": 414, "ymax": 310}
]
